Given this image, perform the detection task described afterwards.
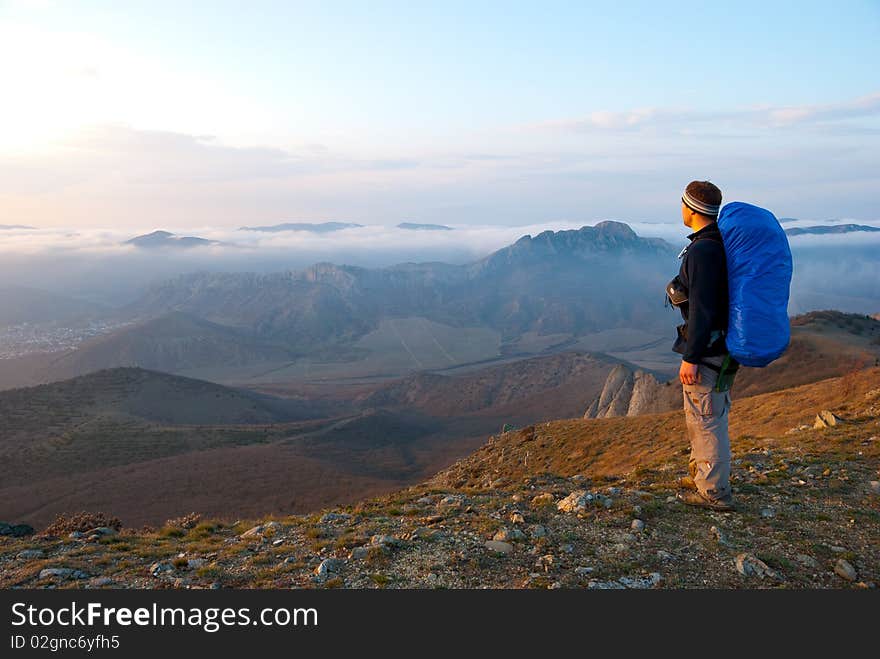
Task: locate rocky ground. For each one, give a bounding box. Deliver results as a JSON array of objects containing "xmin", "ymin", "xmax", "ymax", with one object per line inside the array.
[{"xmin": 2, "ymin": 371, "xmax": 879, "ymax": 589}]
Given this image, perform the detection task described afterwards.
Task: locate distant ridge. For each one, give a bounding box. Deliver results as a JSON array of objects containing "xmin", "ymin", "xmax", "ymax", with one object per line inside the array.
[
  {"xmin": 786, "ymin": 223, "xmax": 880, "ymax": 237},
  {"xmin": 0, "ymin": 224, "xmax": 36, "ymax": 230},
  {"xmin": 240, "ymin": 222, "xmax": 363, "ymax": 233},
  {"xmin": 124, "ymin": 230, "xmax": 220, "ymax": 249},
  {"xmin": 397, "ymin": 222, "xmax": 453, "ymax": 231}
]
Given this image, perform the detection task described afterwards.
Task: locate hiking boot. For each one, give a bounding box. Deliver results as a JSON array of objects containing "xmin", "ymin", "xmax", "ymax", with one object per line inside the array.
[
  {"xmin": 678, "ymin": 475, "xmax": 697, "ymax": 491},
  {"xmin": 676, "ymin": 491, "xmax": 737, "ymax": 512}
]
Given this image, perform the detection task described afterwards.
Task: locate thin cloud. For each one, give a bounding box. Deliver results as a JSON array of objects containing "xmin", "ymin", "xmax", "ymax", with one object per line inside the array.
[{"xmin": 539, "ymin": 91, "xmax": 880, "ymax": 134}]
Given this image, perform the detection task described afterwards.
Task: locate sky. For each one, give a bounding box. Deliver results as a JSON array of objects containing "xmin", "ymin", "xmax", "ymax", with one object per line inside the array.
[{"xmin": 1, "ymin": 0, "xmax": 879, "ymax": 230}]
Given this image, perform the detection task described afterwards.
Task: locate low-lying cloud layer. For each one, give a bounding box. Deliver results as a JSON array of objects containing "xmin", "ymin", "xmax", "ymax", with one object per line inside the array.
[{"xmin": 1, "ymin": 220, "xmax": 878, "ymax": 316}]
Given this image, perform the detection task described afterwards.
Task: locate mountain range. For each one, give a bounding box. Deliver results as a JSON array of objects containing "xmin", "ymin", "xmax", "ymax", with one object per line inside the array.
[
  {"xmin": 129, "ymin": 221, "xmax": 675, "ymax": 347},
  {"xmin": 785, "ymin": 223, "xmax": 880, "ymax": 236}
]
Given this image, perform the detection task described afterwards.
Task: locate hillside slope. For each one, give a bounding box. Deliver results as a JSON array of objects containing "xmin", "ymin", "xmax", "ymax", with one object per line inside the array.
[
  {"xmin": 585, "ymin": 310, "xmax": 880, "ymax": 417},
  {"xmin": 43, "ymin": 312, "xmax": 295, "ymax": 378},
  {"xmin": 2, "ymin": 368, "xmax": 877, "ymax": 589}
]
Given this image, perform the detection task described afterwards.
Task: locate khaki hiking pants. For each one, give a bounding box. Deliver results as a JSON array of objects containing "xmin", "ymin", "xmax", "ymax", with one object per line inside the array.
[{"xmin": 683, "ymin": 355, "xmax": 732, "ymax": 501}]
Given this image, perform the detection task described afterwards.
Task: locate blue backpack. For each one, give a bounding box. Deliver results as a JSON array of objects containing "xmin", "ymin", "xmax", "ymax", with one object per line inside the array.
[{"xmin": 717, "ymin": 202, "xmax": 793, "ymax": 367}]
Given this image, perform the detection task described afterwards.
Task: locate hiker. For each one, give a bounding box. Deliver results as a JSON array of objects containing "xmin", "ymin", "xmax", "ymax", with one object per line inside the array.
[{"xmin": 667, "ymin": 181, "xmax": 738, "ymax": 511}]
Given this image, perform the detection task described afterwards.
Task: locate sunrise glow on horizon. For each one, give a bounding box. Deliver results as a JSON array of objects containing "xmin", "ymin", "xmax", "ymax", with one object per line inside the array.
[{"xmin": 1, "ymin": 0, "xmax": 878, "ymax": 230}]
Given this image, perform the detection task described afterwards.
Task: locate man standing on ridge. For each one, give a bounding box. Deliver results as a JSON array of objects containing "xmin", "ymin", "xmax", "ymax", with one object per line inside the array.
[{"xmin": 667, "ymin": 180, "xmax": 738, "ymax": 512}]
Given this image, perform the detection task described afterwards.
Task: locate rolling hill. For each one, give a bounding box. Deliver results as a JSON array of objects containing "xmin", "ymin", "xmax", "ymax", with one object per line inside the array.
[
  {"xmin": 42, "ymin": 312, "xmax": 296, "ymax": 377},
  {"xmin": 3, "ymin": 365, "xmax": 877, "ymax": 589},
  {"xmin": 0, "ymin": 351, "xmax": 626, "ymax": 527}
]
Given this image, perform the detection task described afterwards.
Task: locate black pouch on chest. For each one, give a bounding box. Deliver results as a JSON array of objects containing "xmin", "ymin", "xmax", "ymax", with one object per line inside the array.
[{"xmin": 665, "ymin": 275, "xmax": 688, "ymax": 307}]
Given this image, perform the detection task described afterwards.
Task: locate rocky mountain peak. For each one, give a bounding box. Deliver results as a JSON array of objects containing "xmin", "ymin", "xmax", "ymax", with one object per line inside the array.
[{"xmin": 584, "ymin": 363, "xmax": 680, "ymax": 418}]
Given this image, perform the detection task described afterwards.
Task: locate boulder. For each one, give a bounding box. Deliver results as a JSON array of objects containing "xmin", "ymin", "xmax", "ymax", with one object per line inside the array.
[
  {"xmin": 814, "ymin": 410, "xmax": 844, "ymax": 429},
  {"xmin": 484, "ymin": 540, "xmax": 514, "ymax": 554},
  {"xmin": 557, "ymin": 490, "xmax": 594, "ymax": 513},
  {"xmin": 734, "ymin": 553, "xmax": 781, "ymax": 580},
  {"xmin": 834, "ymin": 559, "xmax": 858, "ymax": 582}
]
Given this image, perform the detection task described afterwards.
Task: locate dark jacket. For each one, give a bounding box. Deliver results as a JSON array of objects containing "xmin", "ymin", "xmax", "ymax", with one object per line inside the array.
[{"xmin": 670, "ymin": 223, "xmax": 729, "ymax": 363}]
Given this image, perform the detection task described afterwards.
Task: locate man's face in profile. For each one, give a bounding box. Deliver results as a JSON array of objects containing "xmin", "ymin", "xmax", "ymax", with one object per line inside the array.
[{"xmin": 682, "ymin": 202, "xmax": 694, "ymax": 229}]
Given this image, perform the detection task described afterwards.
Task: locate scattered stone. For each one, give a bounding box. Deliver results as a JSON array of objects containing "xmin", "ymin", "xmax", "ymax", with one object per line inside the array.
[
  {"xmin": 370, "ymin": 534, "xmax": 401, "ymax": 548},
  {"xmin": 536, "ymin": 555, "xmax": 554, "ymax": 572},
  {"xmin": 829, "ymin": 545, "xmax": 847, "ymax": 553},
  {"xmin": 68, "ymin": 531, "xmax": 84, "ymax": 540},
  {"xmin": 17, "ymin": 549, "xmax": 45, "ymax": 560},
  {"xmin": 796, "ymin": 554, "xmax": 820, "ymax": 570},
  {"xmin": 622, "ymin": 533, "xmax": 638, "ymax": 544},
  {"xmin": 574, "ymin": 566, "xmax": 594, "ymax": 576},
  {"xmin": 240, "ymin": 525, "xmax": 265, "ymax": 538},
  {"xmin": 557, "ymin": 490, "xmax": 594, "ymax": 513},
  {"xmin": 272, "ymin": 539, "xmax": 284, "ymax": 547},
  {"xmin": 39, "ymin": 568, "xmax": 87, "ymax": 580},
  {"xmin": 632, "ymin": 505, "xmax": 642, "ymax": 516},
  {"xmin": 314, "ymin": 558, "xmax": 341, "ymax": 580},
  {"xmin": 607, "ymin": 487, "xmax": 622, "ymax": 496},
  {"xmin": 409, "ymin": 527, "xmax": 441, "ymax": 541},
  {"xmin": 529, "ymin": 525, "xmax": 547, "ymax": 539},
  {"xmin": 814, "ymin": 410, "xmax": 844, "ymax": 429},
  {"xmin": 657, "ymin": 550, "xmax": 675, "ymax": 562},
  {"xmin": 320, "ymin": 513, "xmax": 352, "ymax": 524},
  {"xmin": 631, "ymin": 519, "xmax": 645, "ymax": 532},
  {"xmin": 149, "ymin": 562, "xmax": 176, "ymax": 577},
  {"xmin": 210, "ymin": 582, "xmax": 222, "ymax": 590},
  {"xmin": 348, "ymin": 547, "xmax": 368, "ymax": 560},
  {"xmin": 493, "ymin": 528, "xmax": 526, "ymax": 542},
  {"xmin": 416, "ymin": 497, "xmax": 433, "ymax": 506},
  {"xmin": 439, "ymin": 495, "xmax": 465, "ymax": 509},
  {"xmin": 187, "ymin": 558, "xmax": 206, "ymax": 569},
  {"xmin": 560, "ymin": 543, "xmax": 574, "ymax": 554},
  {"xmin": 282, "ymin": 556, "xmax": 300, "ymax": 565},
  {"xmin": 90, "ymin": 577, "xmax": 114, "ymax": 587},
  {"xmin": 87, "ymin": 527, "xmax": 117, "ymax": 537},
  {"xmin": 531, "ymin": 493, "xmax": 554, "ymax": 508},
  {"xmin": 510, "ymin": 512, "xmax": 525, "ymax": 524},
  {"xmin": 834, "ymin": 559, "xmax": 858, "ymax": 582},
  {"xmin": 869, "ymin": 481, "xmax": 880, "ymax": 496},
  {"xmin": 760, "ymin": 507, "xmax": 776, "ymax": 518},
  {"xmin": 734, "ymin": 553, "xmax": 781, "ymax": 580},
  {"xmin": 485, "ymin": 540, "xmax": 514, "ymax": 554},
  {"xmin": 710, "ymin": 525, "xmax": 730, "ymax": 546},
  {"xmin": 666, "ymin": 495, "xmax": 677, "ymax": 503},
  {"xmin": 619, "ymin": 573, "xmax": 662, "ymax": 589}
]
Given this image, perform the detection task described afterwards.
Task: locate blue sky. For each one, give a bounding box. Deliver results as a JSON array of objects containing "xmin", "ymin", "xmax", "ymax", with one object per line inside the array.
[{"xmin": 0, "ymin": 0, "xmax": 878, "ymax": 228}]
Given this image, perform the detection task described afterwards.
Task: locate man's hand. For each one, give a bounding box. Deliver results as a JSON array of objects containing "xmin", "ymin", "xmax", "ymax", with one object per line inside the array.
[{"xmin": 679, "ymin": 360, "xmax": 700, "ymax": 386}]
